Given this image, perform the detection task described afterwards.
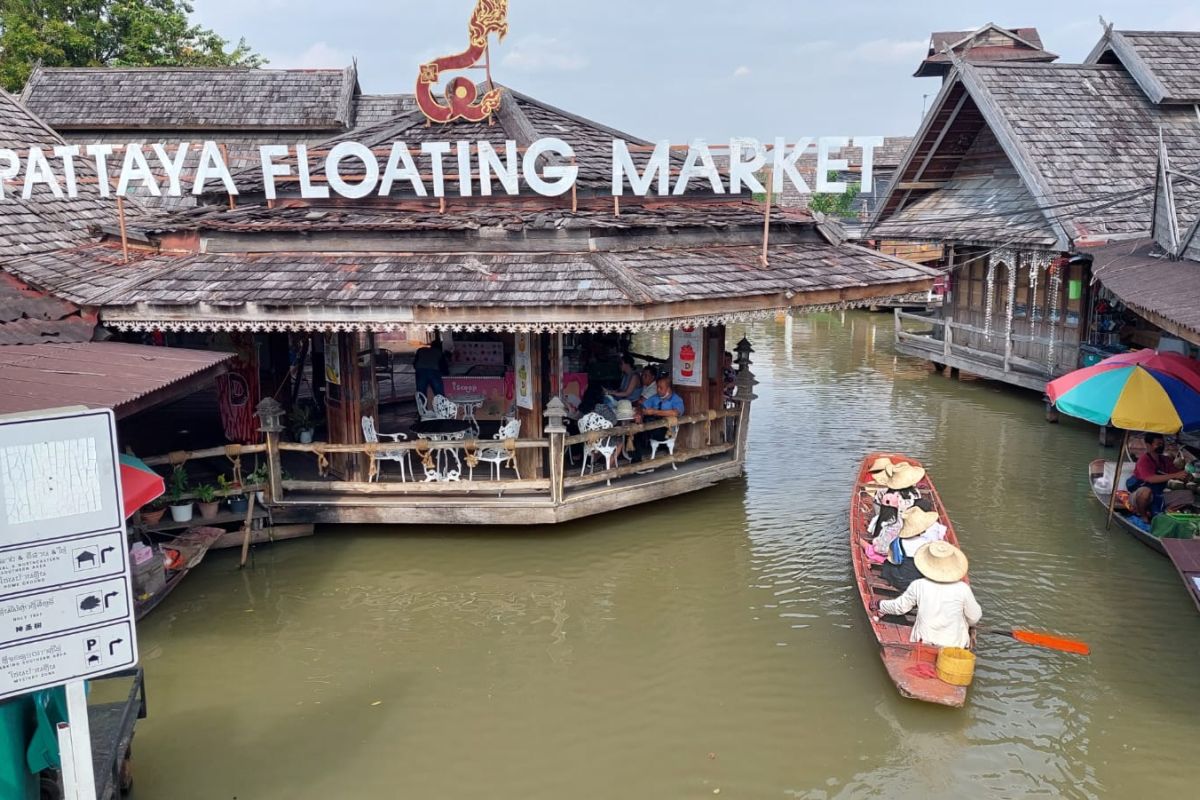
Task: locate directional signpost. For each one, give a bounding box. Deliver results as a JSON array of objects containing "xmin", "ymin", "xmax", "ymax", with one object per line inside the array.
[{"xmin": 0, "ymin": 407, "xmax": 138, "ymax": 800}]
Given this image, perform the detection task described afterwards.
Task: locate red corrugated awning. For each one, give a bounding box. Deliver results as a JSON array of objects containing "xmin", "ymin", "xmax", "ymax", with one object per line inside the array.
[{"xmin": 0, "ymin": 341, "xmax": 231, "ymax": 419}]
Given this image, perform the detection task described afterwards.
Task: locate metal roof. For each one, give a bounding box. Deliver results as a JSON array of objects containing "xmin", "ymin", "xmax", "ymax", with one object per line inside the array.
[{"xmin": 0, "ymin": 341, "xmax": 231, "ymax": 419}]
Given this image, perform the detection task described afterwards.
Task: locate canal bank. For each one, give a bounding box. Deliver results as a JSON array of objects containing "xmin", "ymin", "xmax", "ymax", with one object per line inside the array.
[{"xmin": 128, "ymin": 312, "xmax": 1200, "ymax": 799}]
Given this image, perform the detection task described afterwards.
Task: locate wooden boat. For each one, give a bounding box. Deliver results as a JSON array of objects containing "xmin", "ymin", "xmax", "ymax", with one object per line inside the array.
[
  {"xmin": 1087, "ymin": 459, "xmax": 1167, "ymax": 556},
  {"xmin": 134, "ymin": 527, "xmax": 224, "ymax": 619},
  {"xmin": 850, "ymin": 453, "xmax": 970, "ymax": 707}
]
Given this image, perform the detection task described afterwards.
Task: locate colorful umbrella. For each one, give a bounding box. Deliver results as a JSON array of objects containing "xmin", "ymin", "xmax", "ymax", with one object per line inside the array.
[
  {"xmin": 1046, "ymin": 351, "xmax": 1200, "ymax": 434},
  {"xmin": 119, "ymin": 453, "xmax": 165, "ymax": 519}
]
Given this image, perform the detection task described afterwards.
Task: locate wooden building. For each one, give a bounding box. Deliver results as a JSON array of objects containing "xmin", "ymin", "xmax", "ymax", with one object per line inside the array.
[
  {"xmin": 2, "ymin": 81, "xmax": 937, "ymax": 526},
  {"xmin": 870, "ymin": 25, "xmax": 1200, "ymax": 394},
  {"xmin": 914, "ymin": 24, "xmax": 1057, "ymax": 81}
]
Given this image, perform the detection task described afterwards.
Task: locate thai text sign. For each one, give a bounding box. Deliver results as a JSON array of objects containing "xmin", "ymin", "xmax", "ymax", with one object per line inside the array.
[
  {"xmin": 0, "ymin": 136, "xmax": 883, "ymax": 201},
  {"xmin": 0, "ymin": 408, "xmax": 138, "ymax": 701}
]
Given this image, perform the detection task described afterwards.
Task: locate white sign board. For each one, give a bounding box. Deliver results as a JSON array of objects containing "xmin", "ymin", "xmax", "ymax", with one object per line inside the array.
[
  {"xmin": 514, "ymin": 333, "xmax": 534, "ymax": 411},
  {"xmin": 0, "ymin": 408, "xmax": 138, "ymax": 701},
  {"xmin": 671, "ymin": 327, "xmax": 704, "ymax": 388}
]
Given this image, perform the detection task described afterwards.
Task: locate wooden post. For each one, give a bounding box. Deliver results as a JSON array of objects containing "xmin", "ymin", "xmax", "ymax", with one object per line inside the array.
[
  {"xmin": 732, "ymin": 337, "xmax": 758, "ymax": 467},
  {"xmin": 761, "ymin": 171, "xmax": 774, "ymax": 266},
  {"xmin": 116, "ymin": 196, "xmax": 130, "ymax": 263},
  {"xmin": 544, "ymin": 397, "xmax": 567, "ymax": 505},
  {"xmin": 515, "ymin": 333, "xmax": 545, "ymax": 479},
  {"xmin": 255, "ymin": 397, "xmax": 285, "ymax": 503},
  {"xmin": 893, "ymin": 309, "xmax": 902, "ymax": 342},
  {"xmin": 944, "ymin": 321, "xmax": 953, "ymax": 360},
  {"xmin": 1106, "ymin": 430, "xmax": 1130, "ymax": 529},
  {"xmin": 238, "ymin": 492, "xmax": 257, "ymax": 569}
]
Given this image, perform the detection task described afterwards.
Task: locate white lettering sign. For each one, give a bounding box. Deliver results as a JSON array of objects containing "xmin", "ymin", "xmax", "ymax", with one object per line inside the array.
[{"xmin": 0, "ymin": 136, "xmax": 881, "ymax": 201}]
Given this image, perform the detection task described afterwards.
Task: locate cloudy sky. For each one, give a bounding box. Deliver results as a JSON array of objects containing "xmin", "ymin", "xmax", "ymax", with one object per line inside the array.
[{"xmin": 192, "ymin": 0, "xmax": 1200, "ymax": 141}]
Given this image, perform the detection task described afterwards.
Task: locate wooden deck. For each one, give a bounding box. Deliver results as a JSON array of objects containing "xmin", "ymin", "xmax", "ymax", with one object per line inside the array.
[
  {"xmin": 279, "ymin": 454, "xmax": 742, "ymax": 525},
  {"xmin": 893, "ymin": 310, "xmax": 1073, "ymax": 393}
]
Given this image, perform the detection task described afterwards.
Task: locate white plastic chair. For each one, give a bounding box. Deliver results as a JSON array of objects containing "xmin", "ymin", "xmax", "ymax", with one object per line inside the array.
[
  {"xmin": 578, "ymin": 412, "xmax": 618, "ymax": 484},
  {"xmin": 433, "ymin": 394, "xmax": 459, "ymax": 420},
  {"xmin": 649, "ymin": 425, "xmax": 678, "ymax": 469},
  {"xmin": 471, "ymin": 418, "xmax": 522, "ymax": 493},
  {"xmin": 361, "ymin": 415, "xmax": 411, "ymax": 482}
]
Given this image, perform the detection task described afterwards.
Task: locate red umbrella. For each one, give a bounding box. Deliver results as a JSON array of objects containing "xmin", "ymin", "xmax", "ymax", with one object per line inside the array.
[{"xmin": 119, "ymin": 454, "xmax": 165, "ymax": 519}]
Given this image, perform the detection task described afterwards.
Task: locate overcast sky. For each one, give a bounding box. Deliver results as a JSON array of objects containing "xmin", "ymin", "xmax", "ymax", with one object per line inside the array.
[{"xmin": 192, "ymin": 0, "xmax": 1200, "ymax": 141}]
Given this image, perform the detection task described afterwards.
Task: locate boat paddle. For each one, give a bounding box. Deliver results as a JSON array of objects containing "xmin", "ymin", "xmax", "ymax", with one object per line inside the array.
[{"xmin": 978, "ymin": 627, "xmax": 1090, "ymax": 655}]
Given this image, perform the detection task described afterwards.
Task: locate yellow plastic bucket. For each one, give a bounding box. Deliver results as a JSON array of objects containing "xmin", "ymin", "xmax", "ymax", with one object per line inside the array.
[{"xmin": 936, "ymin": 647, "xmax": 976, "ymax": 686}]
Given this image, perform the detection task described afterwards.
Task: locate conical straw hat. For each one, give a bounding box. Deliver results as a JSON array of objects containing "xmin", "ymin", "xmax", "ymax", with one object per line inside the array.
[
  {"xmin": 869, "ymin": 456, "xmax": 894, "ymax": 474},
  {"xmin": 914, "ymin": 541, "xmax": 968, "ymax": 583},
  {"xmin": 899, "ymin": 507, "xmax": 940, "ymax": 538},
  {"xmin": 885, "ymin": 463, "xmax": 926, "ymax": 490}
]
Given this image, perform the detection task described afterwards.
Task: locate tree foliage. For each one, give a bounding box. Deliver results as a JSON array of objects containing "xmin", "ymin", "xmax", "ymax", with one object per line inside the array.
[
  {"xmin": 808, "ymin": 172, "xmax": 862, "ymax": 219},
  {"xmin": 0, "ymin": 0, "xmax": 264, "ymax": 93}
]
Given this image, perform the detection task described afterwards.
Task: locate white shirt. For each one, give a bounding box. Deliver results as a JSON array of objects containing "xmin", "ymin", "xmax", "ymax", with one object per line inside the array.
[
  {"xmin": 878, "ymin": 579, "xmax": 981, "ymax": 649},
  {"xmin": 898, "ymin": 522, "xmax": 948, "ymax": 557}
]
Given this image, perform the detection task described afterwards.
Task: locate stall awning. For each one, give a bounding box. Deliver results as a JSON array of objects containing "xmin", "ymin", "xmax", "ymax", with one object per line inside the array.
[{"xmin": 0, "ymin": 341, "xmax": 231, "ymax": 419}]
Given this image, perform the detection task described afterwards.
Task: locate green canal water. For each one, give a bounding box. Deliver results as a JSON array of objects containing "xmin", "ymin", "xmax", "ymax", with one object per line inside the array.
[{"xmin": 129, "ymin": 312, "xmax": 1199, "ymax": 799}]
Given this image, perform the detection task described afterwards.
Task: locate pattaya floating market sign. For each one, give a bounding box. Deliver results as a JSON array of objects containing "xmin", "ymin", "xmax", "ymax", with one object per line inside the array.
[{"xmin": 0, "ymin": 137, "xmax": 885, "ymax": 201}]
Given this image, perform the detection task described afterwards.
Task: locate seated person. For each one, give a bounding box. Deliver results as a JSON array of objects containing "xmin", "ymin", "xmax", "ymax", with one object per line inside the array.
[
  {"xmin": 634, "ymin": 365, "xmax": 659, "ymax": 408},
  {"xmin": 723, "ymin": 351, "xmax": 737, "ymax": 400},
  {"xmin": 603, "ymin": 354, "xmax": 642, "ymax": 409},
  {"xmin": 1128, "ymin": 433, "xmax": 1189, "ymax": 522},
  {"xmin": 874, "ymin": 541, "xmax": 980, "ymax": 649},
  {"xmin": 879, "ymin": 506, "xmax": 946, "ymax": 592},
  {"xmin": 633, "ymin": 376, "xmax": 685, "ymax": 459}
]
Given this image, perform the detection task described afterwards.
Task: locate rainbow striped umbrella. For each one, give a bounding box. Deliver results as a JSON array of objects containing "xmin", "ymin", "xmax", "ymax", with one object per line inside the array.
[{"xmin": 1047, "ymin": 350, "xmax": 1200, "ymax": 434}]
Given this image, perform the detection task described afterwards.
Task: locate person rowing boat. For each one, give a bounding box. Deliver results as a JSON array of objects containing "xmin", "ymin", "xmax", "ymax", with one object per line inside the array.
[{"xmin": 872, "ymin": 541, "xmax": 981, "ymax": 650}]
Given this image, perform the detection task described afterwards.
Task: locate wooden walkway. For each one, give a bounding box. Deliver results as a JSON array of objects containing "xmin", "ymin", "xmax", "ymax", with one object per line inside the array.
[{"xmin": 1162, "ymin": 538, "xmax": 1200, "ymax": 613}]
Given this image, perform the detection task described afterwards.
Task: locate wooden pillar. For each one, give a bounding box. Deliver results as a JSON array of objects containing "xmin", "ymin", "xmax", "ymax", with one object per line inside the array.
[
  {"xmin": 324, "ymin": 332, "xmax": 376, "ymax": 480},
  {"xmin": 255, "ymin": 397, "xmax": 285, "ymax": 503},
  {"xmin": 732, "ymin": 337, "xmax": 758, "ymax": 467},
  {"xmin": 544, "ymin": 397, "xmax": 567, "ymax": 505},
  {"xmin": 515, "ymin": 333, "xmax": 545, "ymax": 479},
  {"xmin": 705, "ymin": 326, "xmax": 727, "ymax": 445}
]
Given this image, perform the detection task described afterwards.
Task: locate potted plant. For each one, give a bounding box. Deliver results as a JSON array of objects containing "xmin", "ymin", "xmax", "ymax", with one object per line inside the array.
[
  {"xmin": 196, "ymin": 483, "xmax": 220, "ymax": 520},
  {"xmin": 140, "ymin": 497, "xmax": 168, "ymax": 526},
  {"xmin": 289, "ymin": 404, "xmax": 316, "ymax": 444},
  {"xmin": 167, "ymin": 465, "xmax": 193, "ymax": 523},
  {"xmin": 246, "ymin": 464, "xmax": 269, "ymax": 505},
  {"xmin": 219, "ymin": 474, "xmax": 249, "ymax": 514}
]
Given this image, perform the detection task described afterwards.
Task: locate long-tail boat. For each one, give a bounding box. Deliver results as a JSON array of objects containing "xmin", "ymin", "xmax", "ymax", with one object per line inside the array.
[{"xmin": 850, "ymin": 453, "xmax": 970, "ymax": 707}]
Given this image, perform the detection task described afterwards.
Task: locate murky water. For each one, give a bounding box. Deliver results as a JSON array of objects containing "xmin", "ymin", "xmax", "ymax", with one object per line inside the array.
[{"xmin": 129, "ymin": 312, "xmax": 1200, "ymax": 799}]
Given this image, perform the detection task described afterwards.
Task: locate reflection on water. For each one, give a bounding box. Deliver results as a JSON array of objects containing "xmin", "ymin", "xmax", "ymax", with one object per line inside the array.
[{"xmin": 131, "ymin": 312, "xmax": 1200, "ymax": 800}]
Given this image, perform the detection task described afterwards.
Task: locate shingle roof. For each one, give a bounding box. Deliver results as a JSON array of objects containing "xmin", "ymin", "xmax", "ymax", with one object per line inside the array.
[
  {"xmin": 354, "ymin": 94, "xmax": 417, "ymax": 128},
  {"xmin": 21, "ymin": 66, "xmax": 359, "ymax": 130},
  {"xmin": 871, "ymin": 59, "xmax": 1200, "ymax": 249},
  {"xmin": 1087, "ymin": 30, "xmax": 1200, "ymax": 104},
  {"xmin": 1086, "ymin": 238, "xmax": 1200, "ymax": 344},
  {"xmin": 0, "ymin": 272, "xmax": 95, "ymax": 345},
  {"xmin": 5, "ymin": 238, "xmax": 935, "ymax": 329},
  {"xmin": 0, "ymin": 90, "xmax": 131, "ymax": 260},
  {"xmin": 916, "ymin": 25, "xmax": 1056, "ymax": 76}
]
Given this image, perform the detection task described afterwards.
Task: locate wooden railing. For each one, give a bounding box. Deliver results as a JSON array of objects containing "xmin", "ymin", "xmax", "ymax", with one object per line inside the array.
[{"xmin": 894, "ymin": 309, "xmax": 1079, "ymax": 376}]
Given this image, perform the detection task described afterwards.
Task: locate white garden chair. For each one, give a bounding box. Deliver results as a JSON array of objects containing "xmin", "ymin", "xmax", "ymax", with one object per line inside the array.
[
  {"xmin": 649, "ymin": 424, "xmax": 679, "ymax": 469},
  {"xmin": 578, "ymin": 412, "xmax": 618, "ymax": 484},
  {"xmin": 433, "ymin": 394, "xmax": 460, "ymax": 420},
  {"xmin": 415, "ymin": 392, "xmax": 437, "ymax": 421},
  {"xmin": 361, "ymin": 415, "xmax": 412, "ymax": 482},
  {"xmin": 471, "ymin": 418, "xmax": 522, "ymax": 493}
]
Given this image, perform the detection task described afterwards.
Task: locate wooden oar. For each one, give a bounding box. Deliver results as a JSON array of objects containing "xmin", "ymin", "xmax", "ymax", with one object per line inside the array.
[{"xmin": 979, "ymin": 627, "xmax": 1090, "ymax": 655}]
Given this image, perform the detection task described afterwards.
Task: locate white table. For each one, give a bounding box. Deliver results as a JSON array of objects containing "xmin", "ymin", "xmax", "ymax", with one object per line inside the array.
[
  {"xmin": 449, "ymin": 393, "xmax": 485, "ymax": 435},
  {"xmin": 411, "ymin": 420, "xmax": 472, "ymax": 482}
]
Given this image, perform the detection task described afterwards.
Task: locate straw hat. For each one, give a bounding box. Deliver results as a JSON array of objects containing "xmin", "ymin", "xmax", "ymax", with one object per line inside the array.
[
  {"xmin": 885, "ymin": 463, "xmax": 926, "ymax": 490},
  {"xmin": 899, "ymin": 506, "xmax": 940, "ymax": 539},
  {"xmin": 914, "ymin": 541, "xmax": 968, "ymax": 583},
  {"xmin": 868, "ymin": 457, "xmax": 894, "ymax": 474},
  {"xmin": 614, "ymin": 399, "xmax": 636, "ymax": 420}
]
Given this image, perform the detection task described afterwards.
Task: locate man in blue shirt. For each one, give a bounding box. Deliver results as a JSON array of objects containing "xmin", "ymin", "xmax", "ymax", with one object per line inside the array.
[{"xmin": 634, "ymin": 376, "xmax": 685, "ymax": 459}]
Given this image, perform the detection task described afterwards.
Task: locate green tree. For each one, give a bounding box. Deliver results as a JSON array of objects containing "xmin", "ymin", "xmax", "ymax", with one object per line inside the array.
[
  {"xmin": 0, "ymin": 0, "xmax": 264, "ymax": 92},
  {"xmin": 808, "ymin": 171, "xmax": 862, "ymax": 219}
]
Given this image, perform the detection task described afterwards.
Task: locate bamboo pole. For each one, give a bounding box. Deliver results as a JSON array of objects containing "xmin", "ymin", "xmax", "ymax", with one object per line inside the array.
[
  {"xmin": 1107, "ymin": 429, "xmax": 1130, "ymax": 529},
  {"xmin": 238, "ymin": 492, "xmax": 257, "ymax": 568},
  {"xmin": 116, "ymin": 197, "xmax": 130, "ymax": 263},
  {"xmin": 761, "ymin": 171, "xmax": 774, "ymax": 266}
]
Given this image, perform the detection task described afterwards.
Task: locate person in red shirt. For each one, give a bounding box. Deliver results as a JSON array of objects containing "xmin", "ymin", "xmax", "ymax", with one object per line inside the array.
[{"xmin": 1128, "ymin": 433, "xmax": 1189, "ymax": 521}]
